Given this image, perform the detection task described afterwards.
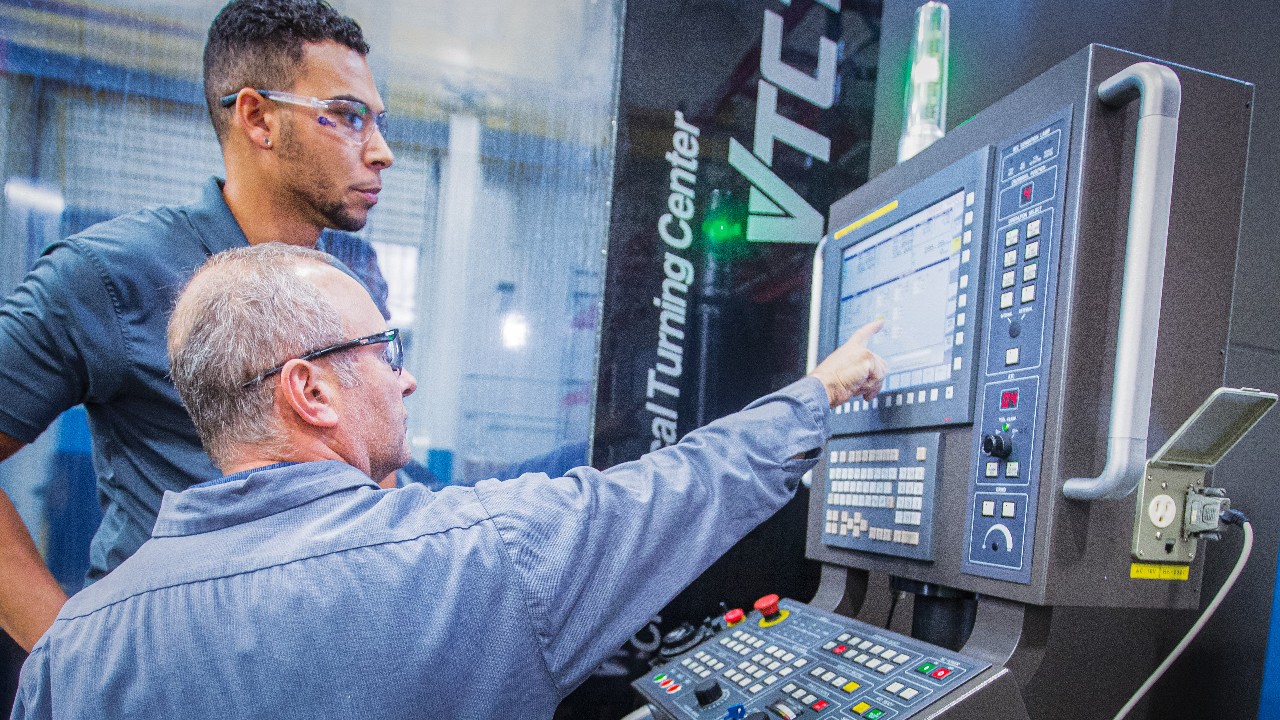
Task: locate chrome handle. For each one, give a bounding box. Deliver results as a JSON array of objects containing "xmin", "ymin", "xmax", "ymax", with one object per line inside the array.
[{"xmin": 1063, "ymin": 62, "xmax": 1181, "ymax": 501}]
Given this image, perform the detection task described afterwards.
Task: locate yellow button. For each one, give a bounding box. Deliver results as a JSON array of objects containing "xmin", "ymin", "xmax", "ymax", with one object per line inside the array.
[
  {"xmin": 843, "ymin": 681, "xmax": 861, "ymax": 693},
  {"xmin": 853, "ymin": 702, "xmax": 872, "ymax": 713}
]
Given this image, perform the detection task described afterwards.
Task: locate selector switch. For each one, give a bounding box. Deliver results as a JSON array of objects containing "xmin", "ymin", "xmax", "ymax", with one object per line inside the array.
[
  {"xmin": 694, "ymin": 679, "xmax": 723, "ymax": 706},
  {"xmin": 981, "ymin": 433, "xmax": 1014, "ymax": 459}
]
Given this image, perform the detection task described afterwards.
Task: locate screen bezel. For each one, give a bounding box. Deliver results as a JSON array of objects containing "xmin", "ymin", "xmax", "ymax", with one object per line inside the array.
[{"xmin": 819, "ymin": 145, "xmax": 995, "ymax": 435}]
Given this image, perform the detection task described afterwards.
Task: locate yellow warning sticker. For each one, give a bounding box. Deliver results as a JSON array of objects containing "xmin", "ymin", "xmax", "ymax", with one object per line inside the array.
[{"xmin": 1130, "ymin": 563, "xmax": 1190, "ymax": 581}]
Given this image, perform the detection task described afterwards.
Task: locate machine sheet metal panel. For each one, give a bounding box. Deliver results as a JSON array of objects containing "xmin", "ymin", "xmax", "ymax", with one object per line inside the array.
[{"xmin": 805, "ymin": 45, "xmax": 1252, "ymax": 609}]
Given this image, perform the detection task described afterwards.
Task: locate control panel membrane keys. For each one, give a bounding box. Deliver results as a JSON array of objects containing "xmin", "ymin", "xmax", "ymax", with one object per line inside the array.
[{"xmin": 634, "ymin": 598, "xmax": 989, "ymax": 720}]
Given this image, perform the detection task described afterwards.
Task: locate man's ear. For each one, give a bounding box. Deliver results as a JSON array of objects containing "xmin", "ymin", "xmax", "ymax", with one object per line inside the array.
[
  {"xmin": 229, "ymin": 90, "xmax": 275, "ymax": 151},
  {"xmin": 278, "ymin": 359, "xmax": 340, "ymax": 428}
]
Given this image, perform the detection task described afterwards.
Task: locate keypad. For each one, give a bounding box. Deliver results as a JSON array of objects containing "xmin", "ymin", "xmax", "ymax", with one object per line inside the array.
[
  {"xmin": 637, "ymin": 598, "xmax": 988, "ymax": 720},
  {"xmin": 824, "ymin": 445, "xmax": 929, "ymax": 547}
]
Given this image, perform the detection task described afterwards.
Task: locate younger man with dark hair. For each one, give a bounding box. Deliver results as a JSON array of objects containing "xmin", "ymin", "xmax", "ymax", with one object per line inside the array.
[{"xmin": 0, "ymin": 0, "xmax": 393, "ymax": 650}]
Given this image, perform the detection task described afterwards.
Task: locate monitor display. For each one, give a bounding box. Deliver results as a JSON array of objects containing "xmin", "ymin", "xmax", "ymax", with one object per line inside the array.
[{"xmin": 837, "ymin": 191, "xmax": 965, "ymax": 395}]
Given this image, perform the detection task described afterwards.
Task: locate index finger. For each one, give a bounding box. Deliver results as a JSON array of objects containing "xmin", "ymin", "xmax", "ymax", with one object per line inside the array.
[{"xmin": 848, "ymin": 318, "xmax": 885, "ymax": 346}]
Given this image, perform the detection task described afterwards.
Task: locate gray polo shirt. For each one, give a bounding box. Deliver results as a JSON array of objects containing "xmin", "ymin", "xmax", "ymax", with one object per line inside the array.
[{"xmin": 0, "ymin": 178, "xmax": 249, "ymax": 581}]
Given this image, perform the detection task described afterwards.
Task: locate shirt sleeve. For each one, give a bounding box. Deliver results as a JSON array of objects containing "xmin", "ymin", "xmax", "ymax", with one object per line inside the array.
[
  {"xmin": 11, "ymin": 642, "xmax": 53, "ymax": 720},
  {"xmin": 476, "ymin": 376, "xmax": 830, "ymax": 692},
  {"xmin": 0, "ymin": 241, "xmax": 126, "ymax": 442}
]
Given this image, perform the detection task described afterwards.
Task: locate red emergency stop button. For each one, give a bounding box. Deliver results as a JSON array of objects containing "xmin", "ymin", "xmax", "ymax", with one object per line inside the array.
[
  {"xmin": 754, "ymin": 594, "xmax": 781, "ymax": 621},
  {"xmin": 724, "ymin": 608, "xmax": 745, "ymax": 626}
]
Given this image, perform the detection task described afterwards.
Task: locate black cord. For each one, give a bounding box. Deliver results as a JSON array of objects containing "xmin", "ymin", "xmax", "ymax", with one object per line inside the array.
[
  {"xmin": 1221, "ymin": 508, "xmax": 1250, "ymax": 526},
  {"xmin": 884, "ymin": 590, "xmax": 903, "ymax": 630}
]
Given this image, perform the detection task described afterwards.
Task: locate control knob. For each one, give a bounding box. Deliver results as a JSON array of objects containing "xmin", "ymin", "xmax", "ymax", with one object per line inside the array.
[
  {"xmin": 694, "ymin": 679, "xmax": 723, "ymax": 707},
  {"xmin": 981, "ymin": 432, "xmax": 1013, "ymax": 459}
]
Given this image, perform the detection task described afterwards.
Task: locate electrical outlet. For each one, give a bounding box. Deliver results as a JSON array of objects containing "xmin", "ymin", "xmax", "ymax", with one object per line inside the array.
[{"xmin": 1132, "ymin": 462, "xmax": 1204, "ymax": 562}]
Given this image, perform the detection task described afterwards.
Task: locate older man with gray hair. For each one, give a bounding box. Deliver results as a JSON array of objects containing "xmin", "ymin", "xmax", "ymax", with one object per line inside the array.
[{"xmin": 13, "ymin": 243, "xmax": 887, "ymax": 719}]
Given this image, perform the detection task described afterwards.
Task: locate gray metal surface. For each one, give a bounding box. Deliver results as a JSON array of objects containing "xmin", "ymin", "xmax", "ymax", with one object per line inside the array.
[
  {"xmin": 807, "ymin": 45, "xmax": 1252, "ymax": 611},
  {"xmin": 858, "ymin": 4, "xmax": 1280, "ymax": 717}
]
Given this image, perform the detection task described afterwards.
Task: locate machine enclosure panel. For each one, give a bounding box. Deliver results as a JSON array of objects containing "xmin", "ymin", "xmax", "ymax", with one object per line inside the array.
[{"xmin": 806, "ymin": 45, "xmax": 1253, "ymax": 609}]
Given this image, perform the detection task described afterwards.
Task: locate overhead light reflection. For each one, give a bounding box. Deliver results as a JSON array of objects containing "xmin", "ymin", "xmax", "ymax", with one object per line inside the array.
[
  {"xmin": 3, "ymin": 179, "xmax": 66, "ymax": 214},
  {"xmin": 501, "ymin": 312, "xmax": 529, "ymax": 350}
]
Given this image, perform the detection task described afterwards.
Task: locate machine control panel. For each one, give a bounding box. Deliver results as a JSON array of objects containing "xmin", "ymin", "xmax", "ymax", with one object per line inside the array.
[
  {"xmin": 820, "ymin": 432, "xmax": 941, "ymax": 561},
  {"xmin": 634, "ymin": 598, "xmax": 989, "ymax": 720},
  {"xmin": 962, "ymin": 108, "xmax": 1072, "ymax": 583}
]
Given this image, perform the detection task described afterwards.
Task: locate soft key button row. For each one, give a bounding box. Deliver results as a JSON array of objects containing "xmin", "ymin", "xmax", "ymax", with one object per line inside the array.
[
  {"xmin": 830, "ymin": 449, "xmax": 901, "ymax": 463},
  {"xmin": 838, "ymin": 382, "xmax": 953, "ymax": 412},
  {"xmin": 678, "ymin": 650, "xmax": 720, "ymax": 679},
  {"xmin": 829, "ymin": 466, "xmax": 925, "ymax": 482}
]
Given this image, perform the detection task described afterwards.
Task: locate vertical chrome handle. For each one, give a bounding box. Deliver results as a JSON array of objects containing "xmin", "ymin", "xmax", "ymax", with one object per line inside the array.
[{"xmin": 1063, "ymin": 62, "xmax": 1181, "ymax": 501}]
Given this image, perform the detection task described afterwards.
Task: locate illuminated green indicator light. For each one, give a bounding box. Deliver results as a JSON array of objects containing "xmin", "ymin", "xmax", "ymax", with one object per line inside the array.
[
  {"xmin": 702, "ymin": 189, "xmax": 745, "ymax": 245},
  {"xmin": 654, "ymin": 673, "xmax": 667, "ymax": 683},
  {"xmin": 864, "ymin": 709, "xmax": 886, "ymax": 720},
  {"xmin": 1002, "ymin": 423, "xmax": 1011, "ymax": 432},
  {"xmin": 916, "ymin": 662, "xmax": 936, "ymax": 674}
]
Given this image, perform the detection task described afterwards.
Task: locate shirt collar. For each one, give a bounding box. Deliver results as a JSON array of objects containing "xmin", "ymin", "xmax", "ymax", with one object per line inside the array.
[
  {"xmin": 152, "ymin": 461, "xmax": 378, "ymax": 538},
  {"xmin": 186, "ymin": 177, "xmax": 252, "ymax": 256}
]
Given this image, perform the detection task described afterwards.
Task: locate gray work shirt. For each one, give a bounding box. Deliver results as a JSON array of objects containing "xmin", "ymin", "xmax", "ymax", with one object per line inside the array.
[
  {"xmin": 0, "ymin": 177, "xmax": 248, "ymax": 581},
  {"xmin": 12, "ymin": 377, "xmax": 828, "ymax": 720}
]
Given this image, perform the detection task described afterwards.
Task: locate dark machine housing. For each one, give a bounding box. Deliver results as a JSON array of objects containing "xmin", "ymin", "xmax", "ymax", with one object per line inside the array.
[{"xmin": 634, "ymin": 44, "xmax": 1254, "ymax": 720}]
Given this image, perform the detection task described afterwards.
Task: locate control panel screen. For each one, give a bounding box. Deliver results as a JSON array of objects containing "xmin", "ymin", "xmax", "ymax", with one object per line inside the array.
[
  {"xmin": 822, "ymin": 145, "xmax": 989, "ymax": 433},
  {"xmin": 837, "ymin": 191, "xmax": 965, "ymax": 396}
]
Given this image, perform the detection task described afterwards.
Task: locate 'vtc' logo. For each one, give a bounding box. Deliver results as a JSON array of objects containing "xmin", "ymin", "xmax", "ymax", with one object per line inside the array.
[{"xmin": 729, "ymin": 0, "xmax": 840, "ymax": 245}]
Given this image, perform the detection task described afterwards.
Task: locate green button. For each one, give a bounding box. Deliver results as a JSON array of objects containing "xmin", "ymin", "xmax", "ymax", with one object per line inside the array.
[
  {"xmin": 916, "ymin": 662, "xmax": 936, "ymax": 674},
  {"xmin": 864, "ymin": 709, "xmax": 885, "ymax": 720},
  {"xmin": 654, "ymin": 673, "xmax": 667, "ymax": 683}
]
